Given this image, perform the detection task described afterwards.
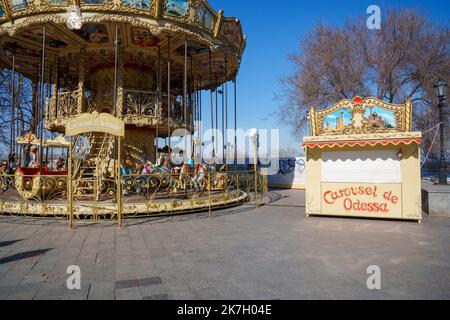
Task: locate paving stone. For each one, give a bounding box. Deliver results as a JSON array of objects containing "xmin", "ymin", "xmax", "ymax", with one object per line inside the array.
[{"xmin": 0, "ymin": 189, "xmax": 449, "ymax": 300}]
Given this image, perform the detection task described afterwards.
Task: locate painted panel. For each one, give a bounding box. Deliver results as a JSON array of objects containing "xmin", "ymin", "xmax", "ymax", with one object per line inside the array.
[
  {"xmin": 323, "ymin": 108, "xmax": 352, "ymax": 133},
  {"xmin": 73, "ymin": 24, "xmax": 109, "ymax": 44},
  {"xmin": 123, "ymin": 0, "xmax": 150, "ymax": 9},
  {"xmin": 221, "ymin": 20, "xmax": 243, "ymax": 49},
  {"xmin": 131, "ymin": 28, "xmax": 159, "ymax": 47},
  {"xmin": 83, "ymin": 0, "xmax": 105, "ymax": 4},
  {"xmin": 364, "ymin": 106, "xmax": 397, "ymax": 129},
  {"xmin": 321, "ymin": 183, "xmax": 403, "ymax": 218},
  {"xmin": 12, "ymin": 0, "xmax": 28, "ymax": 11},
  {"xmin": 196, "ymin": 6, "xmax": 214, "ymax": 30},
  {"xmin": 165, "ymin": 0, "xmax": 189, "ymax": 16},
  {"xmin": 322, "ymin": 150, "xmax": 401, "ymax": 183}
]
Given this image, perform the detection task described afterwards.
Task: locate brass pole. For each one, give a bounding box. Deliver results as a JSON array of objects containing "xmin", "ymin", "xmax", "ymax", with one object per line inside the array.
[
  {"xmin": 113, "ymin": 24, "xmax": 119, "ymax": 116},
  {"xmin": 209, "ymin": 51, "xmax": 214, "ymax": 158},
  {"xmin": 9, "ymin": 47, "xmax": 15, "ymax": 156},
  {"xmin": 234, "ymin": 77, "xmax": 237, "ymax": 172},
  {"xmin": 117, "ymin": 136, "xmax": 123, "ymax": 227},
  {"xmin": 253, "ymin": 136, "xmax": 258, "ymax": 208},
  {"xmin": 208, "ymin": 171, "xmax": 212, "ymax": 219},
  {"xmin": 184, "ymin": 39, "xmax": 188, "ymax": 160},
  {"xmin": 167, "ymin": 36, "xmax": 171, "ymax": 151},
  {"xmin": 68, "ymin": 136, "xmax": 73, "ymax": 230},
  {"xmin": 156, "ymin": 45, "xmax": 160, "ymax": 160},
  {"xmin": 39, "ymin": 25, "xmax": 46, "ymax": 175}
]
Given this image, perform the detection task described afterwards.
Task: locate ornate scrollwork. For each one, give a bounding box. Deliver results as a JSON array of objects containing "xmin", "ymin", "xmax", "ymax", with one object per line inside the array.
[{"xmin": 311, "ymin": 97, "xmax": 413, "ymax": 136}]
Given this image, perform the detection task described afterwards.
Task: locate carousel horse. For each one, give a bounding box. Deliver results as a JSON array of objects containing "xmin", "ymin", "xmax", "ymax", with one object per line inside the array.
[{"xmin": 191, "ymin": 162, "xmax": 217, "ymax": 191}]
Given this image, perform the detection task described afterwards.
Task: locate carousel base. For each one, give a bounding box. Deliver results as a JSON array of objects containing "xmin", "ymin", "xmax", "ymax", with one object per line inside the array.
[{"xmin": 0, "ymin": 190, "xmax": 249, "ymax": 219}]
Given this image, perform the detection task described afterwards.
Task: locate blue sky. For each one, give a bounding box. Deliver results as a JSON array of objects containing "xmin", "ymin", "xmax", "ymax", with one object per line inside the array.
[{"xmin": 203, "ymin": 0, "xmax": 449, "ymax": 152}]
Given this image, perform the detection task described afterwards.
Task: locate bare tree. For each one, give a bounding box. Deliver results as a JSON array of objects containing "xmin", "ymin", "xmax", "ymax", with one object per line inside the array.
[
  {"xmin": 279, "ymin": 9, "xmax": 449, "ymax": 160},
  {"xmin": 0, "ymin": 68, "xmax": 34, "ymax": 159}
]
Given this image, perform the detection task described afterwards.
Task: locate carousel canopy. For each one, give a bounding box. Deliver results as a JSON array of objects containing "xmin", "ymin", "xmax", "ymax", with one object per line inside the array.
[
  {"xmin": 17, "ymin": 132, "xmax": 70, "ymax": 148},
  {"xmin": 0, "ymin": 0, "xmax": 246, "ymax": 89}
]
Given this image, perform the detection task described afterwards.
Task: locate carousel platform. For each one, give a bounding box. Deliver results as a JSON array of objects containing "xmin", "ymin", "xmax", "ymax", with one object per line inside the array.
[{"xmin": 0, "ymin": 189, "xmax": 249, "ymax": 218}]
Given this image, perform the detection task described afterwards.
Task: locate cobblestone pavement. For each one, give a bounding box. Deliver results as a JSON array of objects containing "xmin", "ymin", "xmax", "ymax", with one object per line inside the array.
[{"xmin": 0, "ymin": 189, "xmax": 449, "ymax": 300}]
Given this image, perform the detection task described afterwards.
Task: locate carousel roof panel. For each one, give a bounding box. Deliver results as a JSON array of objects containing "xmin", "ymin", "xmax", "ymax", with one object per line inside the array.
[{"xmin": 0, "ymin": 1, "xmax": 245, "ymax": 89}]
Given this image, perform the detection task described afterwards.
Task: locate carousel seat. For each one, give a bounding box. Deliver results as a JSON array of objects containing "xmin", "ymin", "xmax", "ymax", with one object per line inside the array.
[{"xmin": 16, "ymin": 167, "xmax": 68, "ymax": 176}]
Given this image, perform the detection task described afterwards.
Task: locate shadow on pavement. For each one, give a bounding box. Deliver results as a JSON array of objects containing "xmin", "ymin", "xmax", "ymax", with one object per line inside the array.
[
  {"xmin": 0, "ymin": 248, "xmax": 52, "ymax": 265},
  {"xmin": 0, "ymin": 239, "xmax": 24, "ymax": 248}
]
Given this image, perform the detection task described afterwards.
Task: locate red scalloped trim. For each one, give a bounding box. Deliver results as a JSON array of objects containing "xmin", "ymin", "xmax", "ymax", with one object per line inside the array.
[{"xmin": 302, "ymin": 138, "xmax": 422, "ymax": 149}]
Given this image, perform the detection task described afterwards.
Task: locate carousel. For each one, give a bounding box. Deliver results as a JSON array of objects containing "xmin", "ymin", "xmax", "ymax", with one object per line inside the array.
[{"xmin": 0, "ymin": 0, "xmax": 262, "ymax": 226}]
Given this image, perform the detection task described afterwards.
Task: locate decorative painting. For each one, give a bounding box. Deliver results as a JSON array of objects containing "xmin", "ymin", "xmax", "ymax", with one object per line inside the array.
[
  {"xmin": 323, "ymin": 108, "xmax": 353, "ymax": 133},
  {"xmin": 165, "ymin": 0, "xmax": 189, "ymax": 17},
  {"xmin": 74, "ymin": 24, "xmax": 109, "ymax": 44},
  {"xmin": 364, "ymin": 106, "xmax": 396, "ymax": 130},
  {"xmin": 83, "ymin": 0, "xmax": 105, "ymax": 4},
  {"xmin": 48, "ymin": 0, "xmax": 67, "ymax": 4},
  {"xmin": 123, "ymin": 0, "xmax": 150, "ymax": 9},
  {"xmin": 220, "ymin": 20, "xmax": 243, "ymax": 49},
  {"xmin": 0, "ymin": 4, "xmax": 4, "ymax": 17},
  {"xmin": 131, "ymin": 28, "xmax": 159, "ymax": 47},
  {"xmin": 12, "ymin": 0, "xmax": 28, "ymax": 11},
  {"xmin": 195, "ymin": 6, "xmax": 214, "ymax": 30}
]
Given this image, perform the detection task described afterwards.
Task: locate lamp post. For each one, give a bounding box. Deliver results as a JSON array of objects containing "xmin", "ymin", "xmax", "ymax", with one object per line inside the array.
[
  {"xmin": 249, "ymin": 128, "xmax": 259, "ymax": 207},
  {"xmin": 434, "ymin": 79, "xmax": 448, "ymax": 185}
]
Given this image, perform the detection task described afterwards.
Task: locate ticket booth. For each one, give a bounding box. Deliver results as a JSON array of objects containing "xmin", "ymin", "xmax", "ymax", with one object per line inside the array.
[{"xmin": 303, "ymin": 97, "xmax": 423, "ymax": 222}]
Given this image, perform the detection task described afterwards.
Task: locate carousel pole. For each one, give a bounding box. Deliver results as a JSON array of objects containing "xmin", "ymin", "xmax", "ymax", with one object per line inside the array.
[
  {"xmin": 224, "ymin": 59, "xmax": 228, "ymax": 165},
  {"xmin": 190, "ymin": 55, "xmax": 194, "ymax": 159},
  {"xmin": 9, "ymin": 45, "xmax": 16, "ymax": 157},
  {"xmin": 117, "ymin": 136, "xmax": 123, "ymax": 228},
  {"xmin": 155, "ymin": 45, "xmax": 160, "ymax": 160},
  {"xmin": 167, "ymin": 36, "xmax": 172, "ymax": 153},
  {"xmin": 184, "ymin": 39, "xmax": 188, "ymax": 161},
  {"xmin": 39, "ymin": 25, "xmax": 46, "ymax": 175},
  {"xmin": 221, "ymin": 82, "xmax": 224, "ymax": 164},
  {"xmin": 209, "ymin": 51, "xmax": 215, "ymax": 159},
  {"xmin": 215, "ymin": 74, "xmax": 218, "ymax": 158},
  {"xmin": 234, "ymin": 76, "xmax": 237, "ymax": 171},
  {"xmin": 113, "ymin": 24, "xmax": 119, "ymax": 204},
  {"xmin": 68, "ymin": 136, "xmax": 73, "ymax": 230},
  {"xmin": 113, "ymin": 24, "xmax": 119, "ymax": 117},
  {"xmin": 199, "ymin": 76, "xmax": 203, "ymax": 160}
]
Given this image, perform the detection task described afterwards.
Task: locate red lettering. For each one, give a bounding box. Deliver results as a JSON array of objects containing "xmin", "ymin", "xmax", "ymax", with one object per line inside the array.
[
  {"xmin": 344, "ymin": 198, "xmax": 352, "ymax": 211},
  {"xmin": 323, "ymin": 191, "xmax": 334, "ymax": 205}
]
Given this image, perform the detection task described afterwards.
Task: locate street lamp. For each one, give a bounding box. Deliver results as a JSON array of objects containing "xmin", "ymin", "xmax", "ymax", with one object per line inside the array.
[
  {"xmin": 434, "ymin": 79, "xmax": 448, "ymax": 185},
  {"xmin": 249, "ymin": 128, "xmax": 259, "ymax": 206}
]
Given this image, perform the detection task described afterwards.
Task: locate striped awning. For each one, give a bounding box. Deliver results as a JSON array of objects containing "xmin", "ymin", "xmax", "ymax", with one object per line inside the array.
[{"xmin": 303, "ymin": 138, "xmax": 422, "ymax": 149}]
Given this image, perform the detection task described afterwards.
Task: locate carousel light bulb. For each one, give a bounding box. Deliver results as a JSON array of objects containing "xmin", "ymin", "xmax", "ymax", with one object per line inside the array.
[{"xmin": 249, "ymin": 128, "xmax": 258, "ymax": 138}]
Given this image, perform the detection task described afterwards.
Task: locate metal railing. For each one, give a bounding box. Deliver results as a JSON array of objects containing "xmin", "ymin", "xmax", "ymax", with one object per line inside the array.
[{"xmin": 56, "ymin": 89, "xmax": 80, "ymax": 118}]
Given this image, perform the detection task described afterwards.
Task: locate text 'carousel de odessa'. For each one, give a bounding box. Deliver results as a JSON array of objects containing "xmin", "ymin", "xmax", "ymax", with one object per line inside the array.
[{"xmin": 0, "ymin": 0, "xmax": 268, "ymax": 226}]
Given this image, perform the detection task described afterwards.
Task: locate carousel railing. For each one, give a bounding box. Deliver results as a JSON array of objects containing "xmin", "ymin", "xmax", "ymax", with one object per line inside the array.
[
  {"xmin": 123, "ymin": 89, "xmax": 159, "ymax": 117},
  {"xmin": 121, "ymin": 169, "xmax": 268, "ymax": 218},
  {"xmin": 56, "ymin": 89, "xmax": 80, "ymax": 118},
  {"xmin": 0, "ymin": 171, "xmax": 68, "ymax": 218}
]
